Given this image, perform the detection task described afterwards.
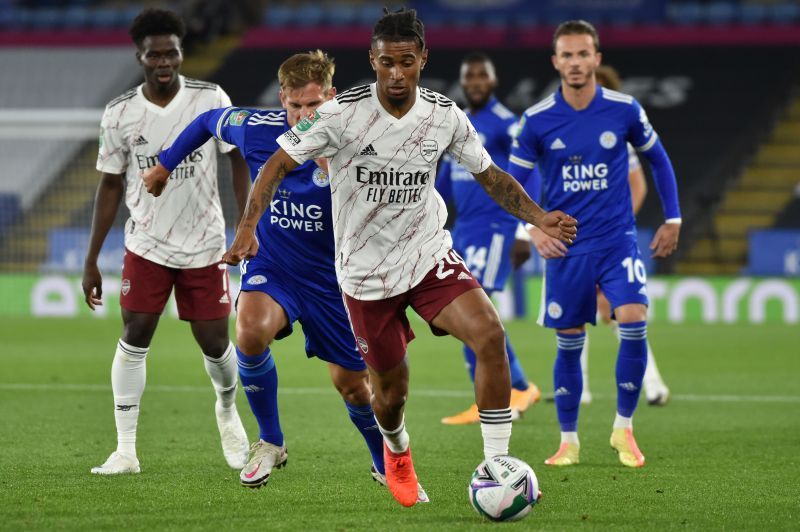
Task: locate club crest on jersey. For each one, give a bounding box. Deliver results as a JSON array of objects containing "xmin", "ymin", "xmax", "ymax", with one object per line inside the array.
[
  {"xmin": 420, "ymin": 139, "xmax": 438, "ymax": 162},
  {"xmin": 312, "ymin": 167, "xmax": 330, "ymax": 187},
  {"xmin": 228, "ymin": 110, "xmax": 250, "ymax": 126},
  {"xmin": 599, "ymin": 131, "xmax": 617, "ymax": 149},
  {"xmin": 121, "ymin": 279, "xmax": 131, "ymax": 296},
  {"xmin": 356, "ymin": 336, "xmax": 369, "ymax": 354},
  {"xmin": 247, "ymin": 275, "xmax": 267, "ymax": 285},
  {"xmin": 296, "ymin": 110, "xmax": 320, "ymax": 132},
  {"xmin": 547, "ymin": 301, "xmax": 563, "ymax": 319}
]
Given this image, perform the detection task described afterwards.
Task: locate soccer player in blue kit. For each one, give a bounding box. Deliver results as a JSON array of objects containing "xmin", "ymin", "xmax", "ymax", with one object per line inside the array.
[
  {"xmin": 142, "ymin": 51, "xmax": 405, "ymax": 494},
  {"xmin": 436, "ymin": 52, "xmax": 541, "ymax": 425},
  {"xmin": 509, "ymin": 21, "xmax": 681, "ymax": 468}
]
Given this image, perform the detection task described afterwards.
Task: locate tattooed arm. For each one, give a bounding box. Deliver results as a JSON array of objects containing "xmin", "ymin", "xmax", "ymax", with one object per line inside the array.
[
  {"xmin": 222, "ymin": 148, "xmax": 300, "ymax": 265},
  {"xmin": 473, "ymin": 163, "xmax": 577, "ymax": 244}
]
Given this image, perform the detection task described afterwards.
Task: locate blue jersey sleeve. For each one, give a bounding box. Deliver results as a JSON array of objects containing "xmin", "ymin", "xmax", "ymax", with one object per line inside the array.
[
  {"xmin": 508, "ymin": 115, "xmax": 538, "ymax": 173},
  {"xmin": 626, "ymin": 99, "xmax": 659, "ymax": 153},
  {"xmin": 435, "ymin": 155, "xmax": 454, "ymax": 204},
  {"xmin": 640, "ymin": 138, "xmax": 682, "ymax": 221}
]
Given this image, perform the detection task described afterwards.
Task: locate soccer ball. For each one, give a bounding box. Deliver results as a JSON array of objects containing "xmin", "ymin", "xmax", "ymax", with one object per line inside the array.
[{"xmin": 469, "ymin": 455, "xmax": 540, "ymax": 521}]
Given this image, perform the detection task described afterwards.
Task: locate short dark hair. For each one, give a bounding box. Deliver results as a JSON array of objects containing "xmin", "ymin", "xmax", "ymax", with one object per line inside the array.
[
  {"xmin": 129, "ymin": 8, "xmax": 186, "ymax": 49},
  {"xmin": 461, "ymin": 51, "xmax": 493, "ymax": 66},
  {"xmin": 371, "ymin": 7, "xmax": 425, "ymax": 50},
  {"xmin": 552, "ymin": 20, "xmax": 599, "ymax": 52}
]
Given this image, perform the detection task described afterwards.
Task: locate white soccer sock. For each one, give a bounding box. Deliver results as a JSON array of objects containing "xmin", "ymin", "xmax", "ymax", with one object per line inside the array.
[
  {"xmin": 203, "ymin": 342, "xmax": 238, "ymax": 409},
  {"xmin": 112, "ymin": 339, "xmax": 148, "ymax": 456},
  {"xmin": 377, "ymin": 417, "xmax": 410, "ymax": 454},
  {"xmin": 643, "ymin": 341, "xmax": 665, "ymax": 390},
  {"xmin": 480, "ymin": 408, "xmax": 512, "ymax": 460},
  {"xmin": 561, "ymin": 431, "xmax": 580, "ymax": 445},
  {"xmin": 579, "ymin": 333, "xmax": 590, "ymax": 392},
  {"xmin": 613, "ymin": 413, "xmax": 633, "ymax": 430}
]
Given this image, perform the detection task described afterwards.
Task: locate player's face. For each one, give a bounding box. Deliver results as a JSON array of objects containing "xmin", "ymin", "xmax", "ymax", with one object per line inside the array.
[
  {"xmin": 460, "ymin": 60, "xmax": 496, "ymax": 108},
  {"xmin": 137, "ymin": 34, "xmax": 183, "ymax": 91},
  {"xmin": 369, "ymin": 39, "xmax": 428, "ymax": 106},
  {"xmin": 552, "ymin": 34, "xmax": 601, "ymax": 90},
  {"xmin": 280, "ymin": 82, "xmax": 336, "ymax": 127}
]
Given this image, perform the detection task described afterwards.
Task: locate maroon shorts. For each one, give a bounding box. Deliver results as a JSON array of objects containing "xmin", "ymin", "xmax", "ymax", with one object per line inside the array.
[
  {"xmin": 342, "ymin": 249, "xmax": 482, "ymax": 372},
  {"xmin": 120, "ymin": 249, "xmax": 231, "ymax": 321}
]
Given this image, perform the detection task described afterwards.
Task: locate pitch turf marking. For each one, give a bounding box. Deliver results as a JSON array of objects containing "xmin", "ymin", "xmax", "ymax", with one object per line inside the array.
[{"xmin": 1, "ymin": 383, "xmax": 800, "ymax": 403}]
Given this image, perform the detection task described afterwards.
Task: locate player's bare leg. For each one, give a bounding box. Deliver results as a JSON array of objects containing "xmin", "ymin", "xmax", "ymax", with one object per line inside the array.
[
  {"xmin": 431, "ymin": 288, "xmax": 513, "ymax": 459},
  {"xmin": 368, "ymin": 361, "xmax": 422, "ymax": 507},
  {"xmin": 191, "ymin": 317, "xmax": 248, "ymax": 469},
  {"xmin": 236, "ymin": 292, "xmax": 289, "ymax": 487},
  {"xmin": 91, "ymin": 310, "xmax": 159, "ymax": 475},
  {"xmin": 610, "ymin": 303, "xmax": 648, "ymax": 467}
]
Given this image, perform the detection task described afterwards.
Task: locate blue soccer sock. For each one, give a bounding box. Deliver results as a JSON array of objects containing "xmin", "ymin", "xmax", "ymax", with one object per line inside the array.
[
  {"xmin": 505, "ymin": 336, "xmax": 530, "ymax": 391},
  {"xmin": 554, "ymin": 332, "xmax": 586, "ymax": 432},
  {"xmin": 616, "ymin": 321, "xmax": 648, "ymax": 418},
  {"xmin": 463, "ymin": 334, "xmax": 529, "ymax": 391},
  {"xmin": 236, "ymin": 346, "xmax": 283, "ymax": 446},
  {"xmin": 344, "ymin": 401, "xmax": 385, "ymax": 475}
]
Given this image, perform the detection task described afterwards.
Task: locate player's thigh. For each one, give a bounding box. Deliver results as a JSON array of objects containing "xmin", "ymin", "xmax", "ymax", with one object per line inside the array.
[
  {"xmin": 597, "ymin": 240, "xmax": 649, "ymax": 322},
  {"xmin": 298, "ymin": 287, "xmax": 366, "ymax": 373},
  {"xmin": 119, "ymin": 248, "xmax": 174, "ymax": 318},
  {"xmin": 538, "ymin": 253, "xmax": 598, "ymax": 329},
  {"xmin": 174, "ymin": 261, "xmax": 231, "ymax": 321},
  {"xmin": 429, "ymin": 288, "xmax": 505, "ymax": 352},
  {"xmin": 236, "ymin": 258, "xmax": 297, "ymax": 351},
  {"xmin": 342, "ymin": 292, "xmax": 413, "ymax": 373}
]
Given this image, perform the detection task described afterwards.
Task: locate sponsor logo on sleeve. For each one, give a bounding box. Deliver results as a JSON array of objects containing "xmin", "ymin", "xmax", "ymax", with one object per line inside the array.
[
  {"xmin": 228, "ymin": 110, "xmax": 251, "ymax": 126},
  {"xmin": 296, "ymin": 110, "xmax": 320, "ymax": 132},
  {"xmin": 282, "ymin": 130, "xmax": 301, "ymax": 146}
]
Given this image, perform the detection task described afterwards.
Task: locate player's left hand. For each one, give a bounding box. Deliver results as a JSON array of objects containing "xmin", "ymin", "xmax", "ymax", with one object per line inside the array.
[
  {"xmin": 538, "ymin": 210, "xmax": 578, "ymax": 245},
  {"xmin": 141, "ymin": 163, "xmax": 170, "ymax": 197},
  {"xmin": 511, "ymin": 239, "xmax": 532, "ymax": 269},
  {"xmin": 222, "ymin": 228, "xmax": 259, "ymax": 265},
  {"xmin": 650, "ymin": 222, "xmax": 680, "ymax": 258}
]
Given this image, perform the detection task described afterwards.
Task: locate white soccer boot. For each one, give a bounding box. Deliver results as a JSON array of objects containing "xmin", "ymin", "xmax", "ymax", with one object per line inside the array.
[
  {"xmin": 90, "ymin": 452, "xmax": 140, "ymax": 475},
  {"xmin": 215, "ymin": 401, "xmax": 249, "ymax": 469},
  {"xmin": 240, "ymin": 439, "xmax": 288, "ymax": 488}
]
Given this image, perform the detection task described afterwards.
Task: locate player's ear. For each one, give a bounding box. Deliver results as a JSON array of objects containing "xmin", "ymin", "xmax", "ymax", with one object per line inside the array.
[
  {"xmin": 421, "ymin": 48, "xmax": 429, "ymax": 69},
  {"xmin": 368, "ymin": 48, "xmax": 376, "ymax": 71},
  {"xmin": 551, "ymin": 54, "xmax": 558, "ymax": 71},
  {"xmin": 328, "ymin": 86, "xmax": 337, "ymax": 98},
  {"xmin": 595, "ymin": 51, "xmax": 602, "ymax": 67}
]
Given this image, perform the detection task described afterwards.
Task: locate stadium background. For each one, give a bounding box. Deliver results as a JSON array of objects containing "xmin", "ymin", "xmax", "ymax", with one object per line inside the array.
[{"xmin": 0, "ymin": 1, "xmax": 798, "ymax": 530}]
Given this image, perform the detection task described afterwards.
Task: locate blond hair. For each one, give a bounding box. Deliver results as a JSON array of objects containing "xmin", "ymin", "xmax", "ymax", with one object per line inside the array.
[
  {"xmin": 595, "ymin": 65, "xmax": 622, "ymax": 91},
  {"xmin": 278, "ymin": 49, "xmax": 335, "ymax": 91}
]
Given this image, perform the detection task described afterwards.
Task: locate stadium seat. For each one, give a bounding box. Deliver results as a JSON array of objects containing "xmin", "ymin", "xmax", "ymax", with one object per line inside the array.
[
  {"xmin": 706, "ymin": 2, "xmax": 737, "ymax": 25},
  {"xmin": 739, "ymin": 3, "xmax": 768, "ymax": 25},
  {"xmin": 63, "ymin": 7, "xmax": 91, "ymax": 29},
  {"xmin": 768, "ymin": 2, "xmax": 800, "ymax": 24},
  {"xmin": 325, "ymin": 4, "xmax": 358, "ymax": 26},
  {"xmin": 89, "ymin": 8, "xmax": 122, "ymax": 29},
  {"xmin": 294, "ymin": 4, "xmax": 324, "ymax": 27},
  {"xmin": 666, "ymin": 2, "xmax": 704, "ymax": 25},
  {"xmin": 262, "ymin": 5, "xmax": 293, "ymax": 27}
]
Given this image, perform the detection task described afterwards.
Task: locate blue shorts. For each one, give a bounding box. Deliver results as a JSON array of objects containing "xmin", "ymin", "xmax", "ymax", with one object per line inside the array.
[
  {"xmin": 452, "ymin": 221, "xmax": 518, "ymax": 293},
  {"xmin": 538, "ymin": 238, "xmax": 649, "ymax": 329},
  {"xmin": 239, "ymin": 256, "xmax": 365, "ymax": 372}
]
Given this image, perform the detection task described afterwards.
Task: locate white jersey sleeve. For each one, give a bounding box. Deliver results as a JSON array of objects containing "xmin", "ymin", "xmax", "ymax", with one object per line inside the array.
[
  {"xmin": 96, "ymin": 98, "xmax": 131, "ymax": 174},
  {"xmin": 276, "ymin": 98, "xmax": 341, "ymax": 163},
  {"xmin": 446, "ymin": 105, "xmax": 492, "ymax": 174}
]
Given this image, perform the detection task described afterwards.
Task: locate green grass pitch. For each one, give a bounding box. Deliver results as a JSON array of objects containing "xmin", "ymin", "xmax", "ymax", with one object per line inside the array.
[{"xmin": 1, "ymin": 316, "xmax": 798, "ymax": 530}]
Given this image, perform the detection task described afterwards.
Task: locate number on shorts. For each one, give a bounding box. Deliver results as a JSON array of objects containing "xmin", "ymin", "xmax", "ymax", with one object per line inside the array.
[
  {"xmin": 621, "ymin": 256, "xmax": 647, "ymax": 284},
  {"xmin": 463, "ymin": 245, "xmax": 488, "ymax": 276}
]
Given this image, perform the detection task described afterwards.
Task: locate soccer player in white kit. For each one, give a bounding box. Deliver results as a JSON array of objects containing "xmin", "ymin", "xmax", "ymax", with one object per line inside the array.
[
  {"xmin": 82, "ymin": 8, "xmax": 251, "ymax": 475},
  {"xmin": 223, "ymin": 8, "xmax": 577, "ymax": 507}
]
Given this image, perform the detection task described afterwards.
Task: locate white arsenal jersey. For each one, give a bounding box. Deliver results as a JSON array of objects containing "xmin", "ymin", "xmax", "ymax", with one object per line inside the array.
[
  {"xmin": 277, "ymin": 83, "xmax": 492, "ymax": 300},
  {"xmin": 97, "ymin": 76, "xmax": 234, "ymax": 268}
]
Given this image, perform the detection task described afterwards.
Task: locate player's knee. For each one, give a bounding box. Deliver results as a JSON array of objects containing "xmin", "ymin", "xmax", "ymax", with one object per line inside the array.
[
  {"xmin": 236, "ymin": 323, "xmax": 271, "ymax": 355},
  {"xmin": 372, "ymin": 386, "xmax": 407, "ymax": 414},
  {"xmin": 615, "ymin": 303, "xmax": 647, "ymax": 324},
  {"xmin": 470, "ymin": 316, "xmax": 506, "ymax": 358}
]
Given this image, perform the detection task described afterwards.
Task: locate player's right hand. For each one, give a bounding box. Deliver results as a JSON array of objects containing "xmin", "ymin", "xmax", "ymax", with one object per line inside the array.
[
  {"xmin": 141, "ymin": 163, "xmax": 170, "ymax": 197},
  {"xmin": 528, "ymin": 226, "xmax": 569, "ymax": 258},
  {"xmin": 81, "ymin": 263, "xmax": 103, "ymax": 311},
  {"xmin": 537, "ymin": 210, "xmax": 577, "ymax": 246},
  {"xmin": 222, "ymin": 229, "xmax": 259, "ymax": 265}
]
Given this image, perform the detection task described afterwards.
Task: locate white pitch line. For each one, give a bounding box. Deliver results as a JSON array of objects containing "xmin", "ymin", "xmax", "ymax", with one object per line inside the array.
[{"xmin": 1, "ymin": 383, "xmax": 799, "ymax": 403}]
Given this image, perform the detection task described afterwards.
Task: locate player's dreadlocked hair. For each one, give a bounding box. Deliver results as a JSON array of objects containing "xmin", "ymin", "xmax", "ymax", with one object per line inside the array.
[
  {"xmin": 278, "ymin": 50, "xmax": 336, "ymax": 92},
  {"xmin": 552, "ymin": 20, "xmax": 600, "ymax": 52},
  {"xmin": 371, "ymin": 7, "xmax": 425, "ymax": 50},
  {"xmin": 129, "ymin": 8, "xmax": 186, "ymax": 49}
]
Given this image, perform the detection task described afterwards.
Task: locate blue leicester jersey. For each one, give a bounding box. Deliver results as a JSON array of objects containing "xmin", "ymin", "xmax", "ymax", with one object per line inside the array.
[
  {"xmin": 436, "ymin": 97, "xmax": 519, "ymax": 229},
  {"xmin": 510, "ymin": 87, "xmax": 659, "ymax": 255},
  {"xmin": 213, "ymin": 108, "xmax": 336, "ymax": 287}
]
